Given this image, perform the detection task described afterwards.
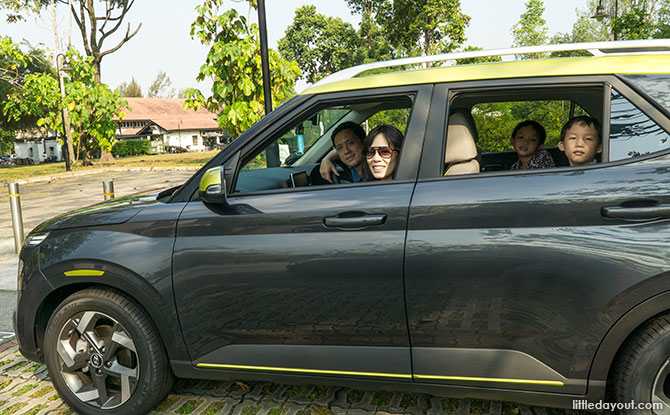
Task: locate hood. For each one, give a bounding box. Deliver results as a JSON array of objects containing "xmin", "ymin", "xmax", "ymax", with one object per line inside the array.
[{"xmin": 31, "ymin": 191, "xmax": 161, "ymax": 234}]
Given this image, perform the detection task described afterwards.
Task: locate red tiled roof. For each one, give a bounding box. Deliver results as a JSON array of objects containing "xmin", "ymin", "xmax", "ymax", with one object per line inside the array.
[{"xmin": 118, "ymin": 98, "xmax": 220, "ymax": 132}]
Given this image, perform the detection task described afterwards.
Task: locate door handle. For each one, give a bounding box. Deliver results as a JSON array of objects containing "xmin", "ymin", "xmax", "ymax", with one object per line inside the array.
[
  {"xmin": 601, "ymin": 200, "xmax": 670, "ymax": 220},
  {"xmin": 323, "ymin": 214, "xmax": 387, "ymax": 228}
]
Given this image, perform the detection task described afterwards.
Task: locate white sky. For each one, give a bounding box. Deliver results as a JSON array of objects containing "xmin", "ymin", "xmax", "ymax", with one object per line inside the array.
[{"xmin": 2, "ymin": 0, "xmax": 590, "ymax": 94}]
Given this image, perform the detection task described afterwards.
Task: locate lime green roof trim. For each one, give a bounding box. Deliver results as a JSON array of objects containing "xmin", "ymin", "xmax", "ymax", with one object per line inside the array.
[{"xmin": 301, "ymin": 54, "xmax": 670, "ymax": 95}]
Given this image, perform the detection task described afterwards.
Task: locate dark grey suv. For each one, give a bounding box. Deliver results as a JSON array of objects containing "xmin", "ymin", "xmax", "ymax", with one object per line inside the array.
[{"xmin": 14, "ymin": 41, "xmax": 670, "ymax": 414}]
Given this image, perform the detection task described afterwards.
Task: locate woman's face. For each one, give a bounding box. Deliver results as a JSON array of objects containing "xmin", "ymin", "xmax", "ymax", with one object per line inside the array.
[{"xmin": 366, "ymin": 133, "xmax": 398, "ymax": 181}]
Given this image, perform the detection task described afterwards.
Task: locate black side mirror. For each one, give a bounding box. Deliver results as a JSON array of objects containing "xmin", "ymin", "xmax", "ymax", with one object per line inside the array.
[
  {"xmin": 199, "ymin": 165, "xmax": 227, "ymax": 204},
  {"xmin": 284, "ymin": 152, "xmax": 303, "ymax": 165}
]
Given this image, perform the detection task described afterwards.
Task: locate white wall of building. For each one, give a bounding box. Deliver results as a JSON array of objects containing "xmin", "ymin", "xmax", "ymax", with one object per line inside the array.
[
  {"xmin": 14, "ymin": 140, "xmax": 63, "ymax": 163},
  {"xmin": 164, "ymin": 130, "xmax": 209, "ymax": 151}
]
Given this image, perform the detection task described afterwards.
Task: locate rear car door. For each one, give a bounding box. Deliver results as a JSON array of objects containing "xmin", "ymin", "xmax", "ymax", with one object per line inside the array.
[
  {"xmin": 172, "ymin": 86, "xmax": 431, "ymax": 381},
  {"xmin": 405, "ymin": 77, "xmax": 670, "ymax": 395}
]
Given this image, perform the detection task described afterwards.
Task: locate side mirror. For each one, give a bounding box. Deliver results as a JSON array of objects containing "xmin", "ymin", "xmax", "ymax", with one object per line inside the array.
[{"xmin": 199, "ymin": 165, "xmax": 227, "ymax": 204}]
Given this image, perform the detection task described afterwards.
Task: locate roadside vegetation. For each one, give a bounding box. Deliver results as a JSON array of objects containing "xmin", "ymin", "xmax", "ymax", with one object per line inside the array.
[{"xmin": 0, "ymin": 150, "xmax": 217, "ymax": 182}]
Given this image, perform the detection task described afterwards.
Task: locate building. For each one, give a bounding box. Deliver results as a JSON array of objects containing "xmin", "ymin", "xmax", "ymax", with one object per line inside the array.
[
  {"xmin": 13, "ymin": 129, "xmax": 64, "ymax": 164},
  {"xmin": 116, "ymin": 98, "xmax": 228, "ymax": 153}
]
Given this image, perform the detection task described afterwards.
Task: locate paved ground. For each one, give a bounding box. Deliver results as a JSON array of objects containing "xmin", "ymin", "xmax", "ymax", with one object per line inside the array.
[{"xmin": 0, "ymin": 169, "xmax": 599, "ymax": 414}]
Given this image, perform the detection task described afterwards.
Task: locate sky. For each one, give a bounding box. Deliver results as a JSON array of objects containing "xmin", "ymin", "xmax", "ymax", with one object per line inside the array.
[{"xmin": 2, "ymin": 0, "xmax": 590, "ymax": 94}]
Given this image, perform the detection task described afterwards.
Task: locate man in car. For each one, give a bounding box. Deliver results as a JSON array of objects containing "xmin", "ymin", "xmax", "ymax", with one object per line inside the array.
[{"xmin": 321, "ymin": 121, "xmax": 367, "ymax": 183}]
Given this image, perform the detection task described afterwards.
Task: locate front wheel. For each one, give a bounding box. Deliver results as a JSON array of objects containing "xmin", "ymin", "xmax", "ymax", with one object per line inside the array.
[
  {"xmin": 44, "ymin": 287, "xmax": 173, "ymax": 415},
  {"xmin": 611, "ymin": 313, "xmax": 670, "ymax": 415}
]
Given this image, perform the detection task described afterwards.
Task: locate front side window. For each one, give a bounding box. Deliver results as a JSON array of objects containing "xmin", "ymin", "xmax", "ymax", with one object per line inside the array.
[
  {"xmin": 620, "ymin": 74, "xmax": 670, "ymax": 114},
  {"xmin": 233, "ymin": 98, "xmax": 413, "ymax": 194},
  {"xmin": 609, "ymin": 89, "xmax": 670, "ymax": 161}
]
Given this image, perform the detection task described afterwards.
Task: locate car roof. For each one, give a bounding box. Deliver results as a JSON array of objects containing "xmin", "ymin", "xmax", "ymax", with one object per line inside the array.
[{"xmin": 301, "ymin": 42, "xmax": 670, "ymax": 96}]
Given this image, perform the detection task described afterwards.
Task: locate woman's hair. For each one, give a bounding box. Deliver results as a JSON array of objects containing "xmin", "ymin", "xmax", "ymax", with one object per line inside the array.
[
  {"xmin": 363, "ymin": 124, "xmax": 404, "ymax": 150},
  {"xmin": 362, "ymin": 124, "xmax": 404, "ymax": 181},
  {"xmin": 511, "ymin": 120, "xmax": 547, "ymax": 145}
]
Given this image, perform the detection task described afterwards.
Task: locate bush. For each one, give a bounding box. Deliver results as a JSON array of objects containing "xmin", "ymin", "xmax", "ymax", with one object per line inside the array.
[{"xmin": 112, "ymin": 139, "xmax": 152, "ymax": 157}]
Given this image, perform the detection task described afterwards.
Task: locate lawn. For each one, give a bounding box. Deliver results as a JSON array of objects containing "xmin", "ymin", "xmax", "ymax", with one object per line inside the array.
[{"xmin": 0, "ymin": 151, "xmax": 218, "ymax": 182}]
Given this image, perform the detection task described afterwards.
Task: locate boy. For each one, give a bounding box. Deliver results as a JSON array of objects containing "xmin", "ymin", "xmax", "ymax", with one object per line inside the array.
[
  {"xmin": 558, "ymin": 115, "xmax": 602, "ymax": 167},
  {"xmin": 509, "ymin": 120, "xmax": 554, "ymax": 170}
]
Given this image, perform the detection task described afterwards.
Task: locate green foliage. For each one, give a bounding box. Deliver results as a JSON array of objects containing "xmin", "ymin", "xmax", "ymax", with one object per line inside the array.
[
  {"xmin": 655, "ymin": 1, "xmax": 670, "ymax": 38},
  {"xmin": 116, "ymin": 77, "xmax": 143, "ymax": 97},
  {"xmin": 612, "ymin": 7, "xmax": 654, "ymax": 39},
  {"xmin": 512, "ymin": 0, "xmax": 548, "ymax": 60},
  {"xmin": 455, "ymin": 45, "xmax": 503, "ymax": 65},
  {"xmin": 0, "ymin": 0, "xmax": 42, "ymax": 22},
  {"xmin": 473, "ymin": 100, "xmax": 584, "ymax": 153},
  {"xmin": 278, "ymin": 5, "xmax": 364, "ymax": 84},
  {"xmin": 378, "ymin": 0, "xmax": 470, "ymax": 56},
  {"xmin": 185, "ymin": 0, "xmax": 300, "ymax": 137},
  {"xmin": 3, "ymin": 47, "xmax": 128, "ymax": 165},
  {"xmin": 111, "ymin": 139, "xmax": 151, "ymax": 157}
]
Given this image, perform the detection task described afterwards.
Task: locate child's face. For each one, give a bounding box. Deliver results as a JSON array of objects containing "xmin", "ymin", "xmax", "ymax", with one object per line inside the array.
[
  {"xmin": 510, "ymin": 126, "xmax": 542, "ymax": 158},
  {"xmin": 558, "ymin": 123, "xmax": 602, "ymax": 166}
]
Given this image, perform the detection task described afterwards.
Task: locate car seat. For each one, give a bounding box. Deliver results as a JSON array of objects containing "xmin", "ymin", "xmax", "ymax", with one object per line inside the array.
[{"xmin": 444, "ymin": 108, "xmax": 480, "ymax": 175}]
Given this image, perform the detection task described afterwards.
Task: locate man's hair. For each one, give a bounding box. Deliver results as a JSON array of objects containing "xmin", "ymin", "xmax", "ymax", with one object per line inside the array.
[
  {"xmin": 560, "ymin": 116, "xmax": 602, "ymax": 143},
  {"xmin": 511, "ymin": 120, "xmax": 547, "ymax": 145},
  {"xmin": 331, "ymin": 121, "xmax": 366, "ymax": 146}
]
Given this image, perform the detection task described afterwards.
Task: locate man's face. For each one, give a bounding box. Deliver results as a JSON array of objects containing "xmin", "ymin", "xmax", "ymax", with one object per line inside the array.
[
  {"xmin": 333, "ymin": 129, "xmax": 364, "ymax": 168},
  {"xmin": 558, "ymin": 123, "xmax": 602, "ymax": 166}
]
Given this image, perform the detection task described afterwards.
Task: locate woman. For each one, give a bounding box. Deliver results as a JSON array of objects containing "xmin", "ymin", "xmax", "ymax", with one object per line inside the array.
[{"xmin": 363, "ymin": 124, "xmax": 404, "ymax": 181}]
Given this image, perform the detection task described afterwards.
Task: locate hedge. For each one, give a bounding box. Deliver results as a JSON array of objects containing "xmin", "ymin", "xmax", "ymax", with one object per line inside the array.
[{"xmin": 112, "ymin": 139, "xmax": 152, "ymax": 157}]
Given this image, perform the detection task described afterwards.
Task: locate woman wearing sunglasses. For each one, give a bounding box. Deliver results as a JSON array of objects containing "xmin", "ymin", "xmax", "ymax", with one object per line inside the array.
[{"xmin": 363, "ymin": 124, "xmax": 404, "ymax": 181}]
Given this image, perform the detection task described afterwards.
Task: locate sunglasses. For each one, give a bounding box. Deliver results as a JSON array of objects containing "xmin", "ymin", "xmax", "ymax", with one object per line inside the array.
[{"xmin": 365, "ymin": 146, "xmax": 395, "ymax": 159}]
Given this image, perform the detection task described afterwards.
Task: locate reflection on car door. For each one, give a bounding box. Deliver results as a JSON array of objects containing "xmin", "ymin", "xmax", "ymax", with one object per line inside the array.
[{"xmin": 173, "ymin": 183, "xmax": 414, "ymax": 380}]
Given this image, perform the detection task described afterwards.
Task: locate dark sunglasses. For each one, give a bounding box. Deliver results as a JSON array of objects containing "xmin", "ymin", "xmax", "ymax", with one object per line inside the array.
[{"xmin": 365, "ymin": 146, "xmax": 395, "ymax": 159}]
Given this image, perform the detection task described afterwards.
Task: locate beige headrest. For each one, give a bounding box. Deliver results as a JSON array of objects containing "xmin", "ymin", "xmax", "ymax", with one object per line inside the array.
[{"xmin": 445, "ymin": 110, "xmax": 478, "ymax": 164}]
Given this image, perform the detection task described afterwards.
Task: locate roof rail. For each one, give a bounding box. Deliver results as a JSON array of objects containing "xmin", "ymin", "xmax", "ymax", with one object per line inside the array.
[{"xmin": 311, "ymin": 39, "xmax": 670, "ymax": 88}]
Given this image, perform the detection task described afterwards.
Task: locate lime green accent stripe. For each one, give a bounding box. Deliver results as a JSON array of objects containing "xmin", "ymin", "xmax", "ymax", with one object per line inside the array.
[
  {"xmin": 414, "ymin": 374, "xmax": 564, "ymax": 386},
  {"xmin": 8, "ymin": 194, "xmax": 19, "ymax": 197},
  {"xmin": 64, "ymin": 270, "xmax": 105, "ymax": 277},
  {"xmin": 196, "ymin": 363, "xmax": 412, "ymax": 379}
]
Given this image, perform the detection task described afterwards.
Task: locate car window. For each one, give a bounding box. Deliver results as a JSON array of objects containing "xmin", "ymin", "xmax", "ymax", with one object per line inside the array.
[
  {"xmin": 443, "ymin": 86, "xmax": 603, "ymax": 174},
  {"xmin": 233, "ymin": 99, "xmax": 413, "ymax": 194},
  {"xmin": 610, "ymin": 88, "xmax": 670, "ymax": 161},
  {"xmin": 620, "ymin": 74, "xmax": 670, "ymax": 114}
]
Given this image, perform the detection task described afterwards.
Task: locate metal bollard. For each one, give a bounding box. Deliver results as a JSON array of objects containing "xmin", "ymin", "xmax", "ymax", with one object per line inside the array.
[
  {"xmin": 8, "ymin": 182, "xmax": 24, "ymax": 254},
  {"xmin": 103, "ymin": 179, "xmax": 115, "ymax": 200}
]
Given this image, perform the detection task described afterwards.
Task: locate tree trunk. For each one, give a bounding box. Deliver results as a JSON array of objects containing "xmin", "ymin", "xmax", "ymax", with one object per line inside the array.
[{"xmin": 99, "ymin": 148, "xmax": 114, "ymax": 163}]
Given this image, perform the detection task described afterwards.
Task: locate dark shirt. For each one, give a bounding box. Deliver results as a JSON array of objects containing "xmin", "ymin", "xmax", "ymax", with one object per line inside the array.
[{"xmin": 511, "ymin": 149, "xmax": 555, "ymax": 170}]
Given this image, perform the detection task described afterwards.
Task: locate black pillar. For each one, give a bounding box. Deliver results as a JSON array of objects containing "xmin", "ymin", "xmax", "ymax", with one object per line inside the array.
[{"xmin": 258, "ymin": 0, "xmax": 280, "ymax": 167}]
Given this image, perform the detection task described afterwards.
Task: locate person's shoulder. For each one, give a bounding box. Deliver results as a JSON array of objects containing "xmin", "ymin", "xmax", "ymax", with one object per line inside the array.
[{"xmin": 529, "ymin": 149, "xmax": 555, "ymax": 169}]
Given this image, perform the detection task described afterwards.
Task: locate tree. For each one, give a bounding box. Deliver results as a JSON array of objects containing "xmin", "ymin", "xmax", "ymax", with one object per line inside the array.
[
  {"xmin": 116, "ymin": 77, "xmax": 142, "ymax": 97},
  {"xmin": 147, "ymin": 70, "xmax": 174, "ymax": 98},
  {"xmin": 344, "ymin": 0, "xmax": 389, "ymax": 54},
  {"xmin": 0, "ymin": 36, "xmax": 53, "ymax": 155},
  {"xmin": 184, "ymin": 1, "xmax": 300, "ymax": 138},
  {"xmin": 655, "ymin": 1, "xmax": 670, "ymax": 38},
  {"xmin": 512, "ymin": 0, "xmax": 549, "ymax": 59},
  {"xmin": 455, "ymin": 45, "xmax": 503, "ymax": 65},
  {"xmin": 3, "ymin": 48, "xmax": 128, "ymax": 165},
  {"xmin": 278, "ymin": 5, "xmax": 364, "ymax": 84},
  {"xmin": 1, "ymin": 0, "xmax": 141, "ymax": 83},
  {"xmin": 378, "ymin": 0, "xmax": 470, "ymax": 58}
]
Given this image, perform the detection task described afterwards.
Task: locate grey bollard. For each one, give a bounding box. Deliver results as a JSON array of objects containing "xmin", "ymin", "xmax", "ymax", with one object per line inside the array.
[
  {"xmin": 8, "ymin": 182, "xmax": 24, "ymax": 254},
  {"xmin": 103, "ymin": 179, "xmax": 115, "ymax": 200}
]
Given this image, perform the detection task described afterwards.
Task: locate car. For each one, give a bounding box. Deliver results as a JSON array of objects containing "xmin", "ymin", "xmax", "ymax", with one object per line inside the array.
[{"xmin": 14, "ymin": 40, "xmax": 670, "ymax": 415}]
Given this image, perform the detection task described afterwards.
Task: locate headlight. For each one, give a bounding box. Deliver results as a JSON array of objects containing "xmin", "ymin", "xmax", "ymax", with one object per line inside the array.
[{"xmin": 24, "ymin": 233, "xmax": 49, "ymax": 247}]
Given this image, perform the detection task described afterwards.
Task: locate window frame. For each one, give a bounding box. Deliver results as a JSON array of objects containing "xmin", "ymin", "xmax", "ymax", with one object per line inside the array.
[
  {"xmin": 226, "ymin": 85, "xmax": 433, "ymax": 198},
  {"xmin": 418, "ymin": 75, "xmax": 670, "ymax": 181}
]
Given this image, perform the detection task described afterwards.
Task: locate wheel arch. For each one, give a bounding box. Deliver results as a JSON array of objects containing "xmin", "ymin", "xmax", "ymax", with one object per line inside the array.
[
  {"xmin": 36, "ymin": 262, "xmax": 190, "ymax": 364},
  {"xmin": 589, "ymin": 290, "xmax": 670, "ymax": 389}
]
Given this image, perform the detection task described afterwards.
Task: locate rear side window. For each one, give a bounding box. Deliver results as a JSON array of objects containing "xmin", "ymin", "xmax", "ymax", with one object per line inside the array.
[
  {"xmin": 610, "ymin": 89, "xmax": 670, "ymax": 161},
  {"xmin": 620, "ymin": 74, "xmax": 670, "ymax": 114}
]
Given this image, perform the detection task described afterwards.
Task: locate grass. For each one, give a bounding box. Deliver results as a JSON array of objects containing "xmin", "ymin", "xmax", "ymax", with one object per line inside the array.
[
  {"xmin": 22, "ymin": 405, "xmax": 47, "ymax": 415},
  {"xmin": 470, "ymin": 399, "xmax": 490, "ymax": 414},
  {"xmin": 0, "ymin": 379, "xmax": 11, "ymax": 391},
  {"xmin": 29, "ymin": 386, "xmax": 54, "ymax": 399},
  {"xmin": 203, "ymin": 401, "xmax": 226, "ymax": 415},
  {"xmin": 0, "ymin": 150, "xmax": 217, "ymax": 182},
  {"xmin": 442, "ymin": 398, "xmax": 460, "ymax": 413},
  {"xmin": 346, "ymin": 389, "xmax": 364, "ymax": 404},
  {"xmin": 240, "ymin": 405, "xmax": 260, "ymax": 415},
  {"xmin": 153, "ymin": 395, "xmax": 180, "ymax": 412},
  {"xmin": 175, "ymin": 399, "xmax": 204, "ymax": 414},
  {"xmin": 0, "ymin": 401, "xmax": 27, "ymax": 415},
  {"xmin": 11, "ymin": 383, "xmax": 38, "ymax": 396},
  {"xmin": 371, "ymin": 391, "xmax": 393, "ymax": 406}
]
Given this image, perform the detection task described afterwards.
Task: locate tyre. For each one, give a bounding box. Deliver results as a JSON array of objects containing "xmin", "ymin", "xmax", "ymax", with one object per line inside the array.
[
  {"xmin": 44, "ymin": 287, "xmax": 173, "ymax": 415},
  {"xmin": 612, "ymin": 313, "xmax": 670, "ymax": 415}
]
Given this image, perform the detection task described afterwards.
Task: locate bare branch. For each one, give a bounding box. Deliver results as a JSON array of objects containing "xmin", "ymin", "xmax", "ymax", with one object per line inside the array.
[
  {"xmin": 70, "ymin": 0, "xmax": 92, "ymax": 55},
  {"xmin": 86, "ymin": 0, "xmax": 98, "ymax": 51},
  {"xmin": 99, "ymin": 21, "xmax": 141, "ymax": 58}
]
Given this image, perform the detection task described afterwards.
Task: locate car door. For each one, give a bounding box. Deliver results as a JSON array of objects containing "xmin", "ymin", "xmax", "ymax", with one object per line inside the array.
[
  {"xmin": 405, "ymin": 79, "xmax": 670, "ymax": 395},
  {"xmin": 172, "ymin": 86, "xmax": 431, "ymax": 381}
]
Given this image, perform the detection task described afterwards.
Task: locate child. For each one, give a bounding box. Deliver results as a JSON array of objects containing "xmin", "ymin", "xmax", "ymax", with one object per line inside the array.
[
  {"xmin": 510, "ymin": 120, "xmax": 554, "ymax": 170},
  {"xmin": 557, "ymin": 116, "xmax": 602, "ymax": 167}
]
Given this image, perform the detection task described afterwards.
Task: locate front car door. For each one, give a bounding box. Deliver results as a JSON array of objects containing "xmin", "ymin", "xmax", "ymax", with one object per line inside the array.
[
  {"xmin": 405, "ymin": 77, "xmax": 670, "ymax": 396},
  {"xmin": 172, "ymin": 86, "xmax": 431, "ymax": 382}
]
